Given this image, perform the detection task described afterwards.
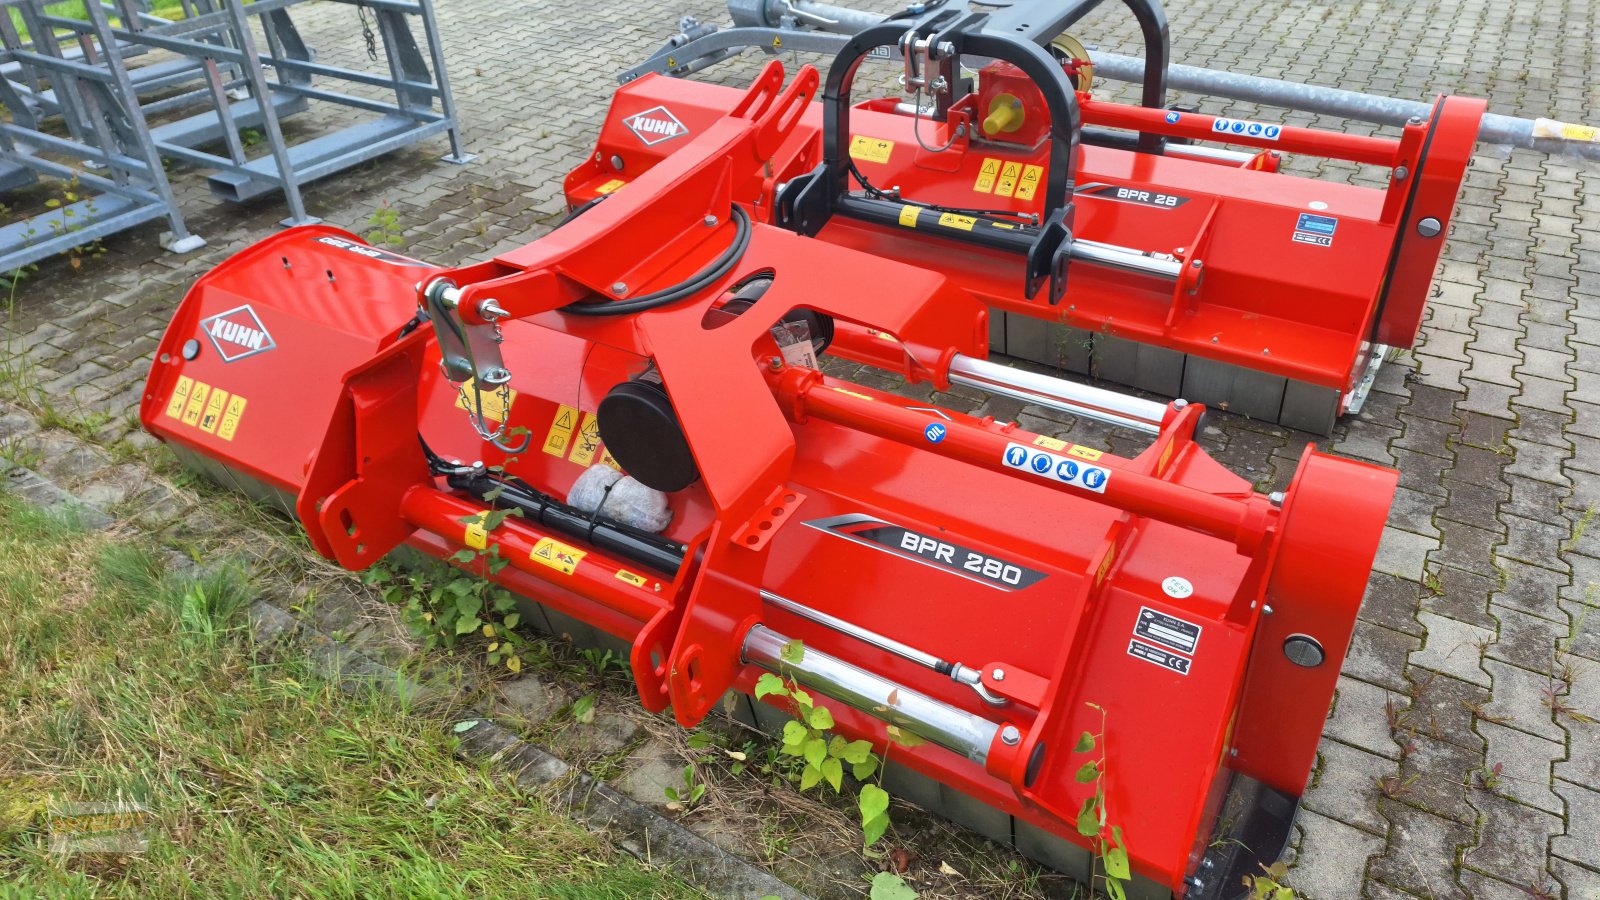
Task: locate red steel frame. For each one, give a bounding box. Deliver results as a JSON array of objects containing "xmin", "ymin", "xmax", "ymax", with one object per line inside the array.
[
  {"xmin": 141, "ymin": 63, "xmax": 1400, "ymax": 895},
  {"xmin": 564, "ymin": 66, "xmax": 1485, "ymax": 417}
]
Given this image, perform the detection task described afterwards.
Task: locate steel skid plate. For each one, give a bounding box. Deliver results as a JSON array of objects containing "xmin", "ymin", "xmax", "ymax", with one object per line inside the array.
[{"xmin": 992, "ymin": 313, "xmax": 1345, "ymax": 433}]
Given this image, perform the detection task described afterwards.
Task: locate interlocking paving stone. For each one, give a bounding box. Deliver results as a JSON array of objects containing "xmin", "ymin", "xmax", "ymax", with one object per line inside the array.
[
  {"xmin": 1374, "ymin": 526, "xmax": 1440, "ymax": 583},
  {"xmin": 1550, "ymin": 780, "xmax": 1600, "ymax": 871},
  {"xmin": 1477, "ymin": 720, "xmax": 1564, "ymax": 816},
  {"xmin": 1306, "ymin": 739, "xmax": 1392, "ymax": 836},
  {"xmin": 1292, "ymin": 809, "xmax": 1382, "ymax": 900},
  {"xmin": 1480, "ymin": 659, "xmax": 1565, "ymax": 744},
  {"xmin": 1368, "ymin": 802, "xmax": 1473, "ymax": 900},
  {"xmin": 1410, "ymin": 612, "xmax": 1493, "ymax": 687}
]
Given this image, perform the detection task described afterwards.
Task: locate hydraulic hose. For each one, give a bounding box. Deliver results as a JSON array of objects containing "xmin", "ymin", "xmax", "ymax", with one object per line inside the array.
[{"xmin": 562, "ymin": 204, "xmax": 753, "ymax": 316}]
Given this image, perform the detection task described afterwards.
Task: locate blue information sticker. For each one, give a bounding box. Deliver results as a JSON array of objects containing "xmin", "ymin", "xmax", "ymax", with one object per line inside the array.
[{"xmin": 1293, "ymin": 212, "xmax": 1339, "ymax": 247}]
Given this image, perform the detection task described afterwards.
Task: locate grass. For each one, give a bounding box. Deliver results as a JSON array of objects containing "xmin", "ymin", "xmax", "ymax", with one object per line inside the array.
[
  {"xmin": 0, "ymin": 494, "xmax": 702, "ymax": 899},
  {"xmin": 6, "ymin": 1, "xmax": 190, "ymax": 41}
]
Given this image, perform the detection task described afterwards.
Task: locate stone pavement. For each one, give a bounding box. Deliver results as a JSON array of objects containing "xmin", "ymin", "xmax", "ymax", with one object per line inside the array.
[{"xmin": 1, "ymin": 0, "xmax": 1598, "ymax": 897}]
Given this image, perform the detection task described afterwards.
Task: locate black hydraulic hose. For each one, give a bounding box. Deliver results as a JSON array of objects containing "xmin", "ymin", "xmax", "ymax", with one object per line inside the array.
[
  {"xmin": 561, "ymin": 204, "xmax": 753, "ymax": 316},
  {"xmin": 444, "ymin": 469, "xmax": 688, "ymax": 573},
  {"xmin": 846, "ymin": 157, "xmax": 1035, "ymax": 223},
  {"xmin": 419, "ymin": 436, "xmax": 687, "ymax": 573}
]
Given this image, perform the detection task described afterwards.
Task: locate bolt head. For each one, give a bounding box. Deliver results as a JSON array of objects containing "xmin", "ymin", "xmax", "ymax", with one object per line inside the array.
[
  {"xmin": 704, "ymin": 215, "xmax": 718, "ymax": 227},
  {"xmin": 1000, "ymin": 725, "xmax": 1021, "ymax": 745},
  {"xmin": 768, "ymin": 356, "xmax": 784, "ymax": 370},
  {"xmin": 991, "ymin": 668, "xmax": 1006, "ymax": 681},
  {"xmin": 1269, "ymin": 490, "xmax": 1285, "ymax": 507},
  {"xmin": 610, "ymin": 282, "xmax": 628, "ymax": 296},
  {"xmin": 1417, "ymin": 216, "xmax": 1443, "ymax": 238}
]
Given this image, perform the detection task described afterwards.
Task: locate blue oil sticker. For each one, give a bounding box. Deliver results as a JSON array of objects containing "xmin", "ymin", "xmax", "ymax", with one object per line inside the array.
[
  {"xmin": 1164, "ymin": 111, "xmax": 1181, "ymax": 124},
  {"xmin": 1001, "ymin": 442, "xmax": 1111, "ymax": 494},
  {"xmin": 1292, "ymin": 212, "xmax": 1339, "ymax": 247},
  {"xmin": 924, "ymin": 422, "xmax": 947, "ymax": 443},
  {"xmin": 1212, "ymin": 117, "xmax": 1281, "ymax": 140}
]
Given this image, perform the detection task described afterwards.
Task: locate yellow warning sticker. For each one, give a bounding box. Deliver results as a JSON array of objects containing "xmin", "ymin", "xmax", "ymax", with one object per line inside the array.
[
  {"xmin": 615, "ymin": 569, "xmax": 649, "ymax": 588},
  {"xmin": 1157, "ymin": 439, "xmax": 1175, "ymax": 476},
  {"xmin": 1560, "ymin": 122, "xmax": 1599, "ymax": 142},
  {"xmin": 600, "ymin": 447, "xmax": 622, "ymax": 471},
  {"xmin": 1014, "ymin": 164, "xmax": 1044, "ymax": 201},
  {"xmin": 994, "ymin": 161, "xmax": 1023, "ymax": 197},
  {"xmin": 198, "ymin": 388, "xmax": 230, "ymax": 435},
  {"xmin": 1068, "ymin": 445, "xmax": 1104, "ymax": 462},
  {"xmin": 1032, "ymin": 435, "xmax": 1068, "ymax": 451},
  {"xmin": 217, "ymin": 394, "xmax": 247, "ymax": 441},
  {"xmin": 973, "ymin": 157, "xmax": 1000, "ymax": 193},
  {"xmin": 454, "ymin": 378, "xmax": 517, "ymax": 423},
  {"xmin": 542, "ymin": 404, "xmax": 579, "ymax": 458},
  {"xmin": 1533, "ymin": 117, "xmax": 1600, "ymax": 143},
  {"xmin": 181, "ymin": 381, "xmax": 211, "ymax": 427},
  {"xmin": 830, "ymin": 387, "xmax": 874, "ymax": 401},
  {"xmin": 165, "ymin": 375, "xmax": 194, "ymax": 419},
  {"xmin": 849, "ymin": 135, "xmax": 896, "ymax": 164},
  {"xmin": 568, "ymin": 412, "xmax": 602, "ymax": 467},
  {"xmin": 531, "ymin": 537, "xmax": 586, "ymax": 575},
  {"xmin": 464, "ymin": 518, "xmax": 488, "ymax": 550},
  {"xmin": 1094, "ymin": 539, "xmax": 1118, "ymax": 587},
  {"xmin": 937, "ymin": 212, "xmax": 976, "ymax": 231},
  {"xmin": 596, "ymin": 178, "xmax": 626, "ymax": 194},
  {"xmin": 898, "ymin": 204, "xmax": 920, "ymax": 228}
]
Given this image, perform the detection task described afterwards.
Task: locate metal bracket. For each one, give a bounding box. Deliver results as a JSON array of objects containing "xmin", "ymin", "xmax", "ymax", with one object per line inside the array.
[{"xmin": 731, "ymin": 486, "xmax": 807, "ymax": 551}]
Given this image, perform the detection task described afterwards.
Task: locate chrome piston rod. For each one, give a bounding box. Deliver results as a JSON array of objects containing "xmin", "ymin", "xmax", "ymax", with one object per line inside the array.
[
  {"xmin": 949, "ymin": 352, "xmax": 1168, "ymax": 434},
  {"xmin": 761, "ymin": 590, "xmax": 1006, "ymax": 704},
  {"xmin": 742, "ymin": 623, "xmax": 1002, "ymax": 765}
]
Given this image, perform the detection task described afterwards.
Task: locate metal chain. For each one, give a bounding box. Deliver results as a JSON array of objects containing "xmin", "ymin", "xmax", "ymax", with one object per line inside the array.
[{"xmin": 356, "ymin": 2, "xmax": 379, "ymax": 62}]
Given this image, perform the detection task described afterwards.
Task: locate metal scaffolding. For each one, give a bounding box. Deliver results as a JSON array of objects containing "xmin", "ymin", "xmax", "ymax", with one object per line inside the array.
[
  {"xmin": 0, "ymin": 0, "xmax": 471, "ymax": 275},
  {"xmin": 0, "ymin": 0, "xmax": 200, "ymax": 275}
]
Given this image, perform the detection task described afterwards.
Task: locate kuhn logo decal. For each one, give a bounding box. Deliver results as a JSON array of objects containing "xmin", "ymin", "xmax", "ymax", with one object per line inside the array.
[
  {"xmin": 624, "ymin": 106, "xmax": 688, "ymax": 146},
  {"xmin": 200, "ymin": 305, "xmax": 276, "ymax": 363}
]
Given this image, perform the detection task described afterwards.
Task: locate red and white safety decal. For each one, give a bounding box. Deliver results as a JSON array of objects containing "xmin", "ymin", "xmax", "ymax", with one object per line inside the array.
[
  {"xmin": 200, "ymin": 305, "xmax": 276, "ymax": 363},
  {"xmin": 624, "ymin": 105, "xmax": 688, "ymax": 146}
]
